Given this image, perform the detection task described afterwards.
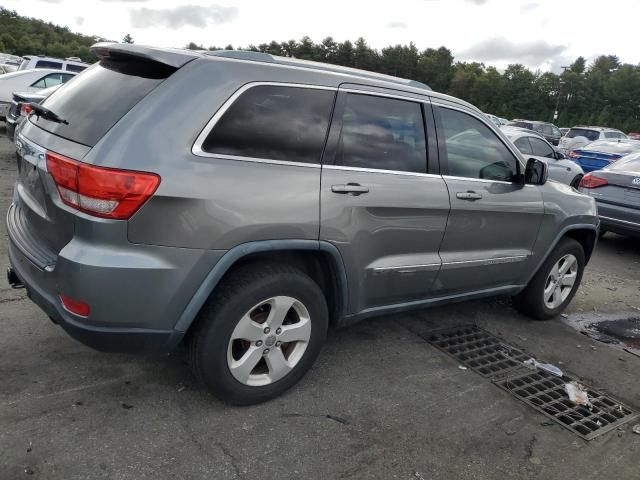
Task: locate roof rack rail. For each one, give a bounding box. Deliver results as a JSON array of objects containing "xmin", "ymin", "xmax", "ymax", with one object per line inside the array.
[{"xmin": 205, "ymin": 49, "xmax": 431, "ymax": 91}]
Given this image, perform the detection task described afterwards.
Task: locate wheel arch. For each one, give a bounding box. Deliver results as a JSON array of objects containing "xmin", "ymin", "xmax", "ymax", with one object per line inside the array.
[
  {"xmin": 521, "ymin": 223, "xmax": 598, "ymax": 291},
  {"xmin": 172, "ymin": 240, "xmax": 349, "ymax": 336}
]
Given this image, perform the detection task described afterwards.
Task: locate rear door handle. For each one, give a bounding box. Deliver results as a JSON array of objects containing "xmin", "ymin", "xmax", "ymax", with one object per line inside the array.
[
  {"xmin": 456, "ymin": 191, "xmax": 483, "ymax": 200},
  {"xmin": 331, "ymin": 183, "xmax": 370, "ymax": 196}
]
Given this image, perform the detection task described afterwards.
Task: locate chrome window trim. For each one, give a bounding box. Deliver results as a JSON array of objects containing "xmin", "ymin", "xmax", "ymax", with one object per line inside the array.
[
  {"xmin": 442, "ymin": 174, "xmax": 536, "ymax": 188},
  {"xmin": 372, "ymin": 263, "xmax": 441, "ymax": 273},
  {"xmin": 599, "ymin": 215, "xmax": 640, "ymax": 227},
  {"xmin": 323, "ymin": 164, "xmax": 441, "ymax": 179},
  {"xmin": 192, "ymin": 82, "xmax": 337, "ymax": 165},
  {"xmin": 440, "ymin": 255, "xmax": 528, "ymax": 270},
  {"xmin": 431, "ymin": 101, "xmax": 526, "ymax": 170}
]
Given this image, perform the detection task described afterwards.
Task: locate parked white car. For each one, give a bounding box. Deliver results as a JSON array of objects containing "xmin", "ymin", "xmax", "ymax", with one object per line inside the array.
[
  {"xmin": 558, "ymin": 126, "xmax": 627, "ymax": 153},
  {"xmin": 0, "ymin": 69, "xmax": 76, "ymax": 120},
  {"xmin": 18, "ymin": 55, "xmax": 89, "ymax": 73},
  {"xmin": 501, "ymin": 126, "xmax": 585, "ymax": 188}
]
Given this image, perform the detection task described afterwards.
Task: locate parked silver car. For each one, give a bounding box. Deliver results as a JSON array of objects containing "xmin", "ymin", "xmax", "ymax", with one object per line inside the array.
[
  {"xmin": 502, "ymin": 126, "xmax": 584, "ymax": 187},
  {"xmin": 7, "ymin": 43, "xmax": 599, "ymax": 405},
  {"xmin": 579, "ymin": 152, "xmax": 640, "ymax": 238},
  {"xmin": 558, "ymin": 126, "xmax": 627, "ymax": 153}
]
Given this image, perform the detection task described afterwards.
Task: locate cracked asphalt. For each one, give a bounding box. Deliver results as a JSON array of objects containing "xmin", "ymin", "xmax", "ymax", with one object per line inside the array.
[{"xmin": 1, "ymin": 123, "xmax": 639, "ymax": 480}]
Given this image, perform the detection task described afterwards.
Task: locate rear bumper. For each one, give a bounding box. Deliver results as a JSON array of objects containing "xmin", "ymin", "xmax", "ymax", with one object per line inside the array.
[
  {"xmin": 8, "ymin": 240, "xmax": 177, "ymax": 353},
  {"xmin": 597, "ymin": 202, "xmax": 640, "ymax": 237},
  {"xmin": 6, "ymin": 202, "xmax": 225, "ymax": 353}
]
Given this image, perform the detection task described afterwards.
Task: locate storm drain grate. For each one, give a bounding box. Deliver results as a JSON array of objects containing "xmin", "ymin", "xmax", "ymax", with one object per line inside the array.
[
  {"xmin": 425, "ymin": 325, "xmax": 638, "ymax": 440},
  {"xmin": 426, "ymin": 325, "xmax": 530, "ymax": 377}
]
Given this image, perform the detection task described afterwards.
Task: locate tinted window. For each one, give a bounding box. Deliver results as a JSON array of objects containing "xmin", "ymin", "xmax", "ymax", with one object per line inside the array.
[
  {"xmin": 529, "ymin": 137, "xmax": 555, "ymax": 158},
  {"xmin": 203, "ymin": 86, "xmax": 334, "ymax": 164},
  {"xmin": 509, "ymin": 121, "xmax": 533, "ymax": 130},
  {"xmin": 32, "ymin": 59, "xmax": 175, "ymax": 146},
  {"xmin": 35, "ymin": 60, "xmax": 63, "ymax": 69},
  {"xmin": 65, "ymin": 64, "xmax": 87, "ymax": 73},
  {"xmin": 539, "ymin": 124, "xmax": 554, "ymax": 135},
  {"xmin": 551, "ymin": 125, "xmax": 562, "ymax": 137},
  {"xmin": 440, "ymin": 107, "xmax": 518, "ymax": 181},
  {"xmin": 566, "ymin": 128, "xmax": 600, "ymax": 141},
  {"xmin": 605, "ymin": 131, "xmax": 625, "ymax": 139},
  {"xmin": 514, "ymin": 137, "xmax": 533, "ymax": 154},
  {"xmin": 334, "ymin": 93, "xmax": 426, "ymax": 173}
]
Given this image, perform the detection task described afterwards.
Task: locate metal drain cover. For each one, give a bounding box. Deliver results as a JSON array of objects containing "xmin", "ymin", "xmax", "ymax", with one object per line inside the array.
[{"xmin": 425, "ymin": 325, "xmax": 638, "ymax": 440}]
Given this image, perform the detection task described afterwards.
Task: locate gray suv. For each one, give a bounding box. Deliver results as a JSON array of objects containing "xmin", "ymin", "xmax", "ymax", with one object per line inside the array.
[{"xmin": 6, "ymin": 43, "xmax": 599, "ymax": 405}]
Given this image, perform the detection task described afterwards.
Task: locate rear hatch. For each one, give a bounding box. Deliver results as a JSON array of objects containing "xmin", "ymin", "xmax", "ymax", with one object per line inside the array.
[{"xmin": 9, "ymin": 44, "xmax": 196, "ymax": 270}]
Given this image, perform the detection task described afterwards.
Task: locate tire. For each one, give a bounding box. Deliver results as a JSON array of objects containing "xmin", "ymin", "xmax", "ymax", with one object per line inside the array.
[
  {"xmin": 570, "ymin": 174, "xmax": 583, "ymax": 189},
  {"xmin": 513, "ymin": 238, "xmax": 585, "ymax": 320},
  {"xmin": 186, "ymin": 262, "xmax": 328, "ymax": 405}
]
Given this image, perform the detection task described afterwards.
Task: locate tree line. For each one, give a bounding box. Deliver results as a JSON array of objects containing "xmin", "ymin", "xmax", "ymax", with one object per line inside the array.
[
  {"xmin": 193, "ymin": 38, "xmax": 640, "ymax": 132},
  {"xmin": 2, "ymin": 7, "xmax": 638, "ymax": 132}
]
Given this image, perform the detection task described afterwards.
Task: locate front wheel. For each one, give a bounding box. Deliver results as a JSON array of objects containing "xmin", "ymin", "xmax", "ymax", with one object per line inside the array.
[
  {"xmin": 187, "ymin": 263, "xmax": 328, "ymax": 405},
  {"xmin": 513, "ymin": 238, "xmax": 585, "ymax": 320}
]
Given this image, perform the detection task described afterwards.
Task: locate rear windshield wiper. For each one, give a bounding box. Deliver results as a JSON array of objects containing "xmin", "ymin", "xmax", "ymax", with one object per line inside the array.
[{"xmin": 29, "ymin": 102, "xmax": 69, "ymax": 125}]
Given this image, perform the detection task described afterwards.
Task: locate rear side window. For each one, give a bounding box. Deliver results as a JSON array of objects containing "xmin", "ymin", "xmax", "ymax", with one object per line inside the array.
[
  {"xmin": 567, "ymin": 128, "xmax": 600, "ymax": 141},
  {"xmin": 605, "ymin": 131, "xmax": 625, "ymax": 139},
  {"xmin": 333, "ymin": 93, "xmax": 426, "ymax": 173},
  {"xmin": 514, "ymin": 137, "xmax": 533, "ymax": 154},
  {"xmin": 31, "ymin": 73, "xmax": 66, "ymax": 88},
  {"xmin": 35, "ymin": 60, "xmax": 63, "ymax": 69},
  {"xmin": 202, "ymin": 85, "xmax": 334, "ymax": 164},
  {"xmin": 31, "ymin": 59, "xmax": 175, "ymax": 147},
  {"xmin": 529, "ymin": 137, "xmax": 555, "ymax": 158},
  {"xmin": 440, "ymin": 107, "xmax": 518, "ymax": 181},
  {"xmin": 65, "ymin": 64, "xmax": 87, "ymax": 73},
  {"xmin": 510, "ymin": 121, "xmax": 533, "ymax": 130}
]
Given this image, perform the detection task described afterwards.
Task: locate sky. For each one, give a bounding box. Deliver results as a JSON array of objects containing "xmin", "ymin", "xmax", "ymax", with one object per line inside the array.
[{"xmin": 5, "ymin": 0, "xmax": 640, "ymax": 72}]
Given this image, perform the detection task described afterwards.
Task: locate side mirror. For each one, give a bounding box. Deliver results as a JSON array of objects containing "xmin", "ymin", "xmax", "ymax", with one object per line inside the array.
[
  {"xmin": 555, "ymin": 151, "xmax": 566, "ymax": 160},
  {"xmin": 525, "ymin": 158, "xmax": 548, "ymax": 185}
]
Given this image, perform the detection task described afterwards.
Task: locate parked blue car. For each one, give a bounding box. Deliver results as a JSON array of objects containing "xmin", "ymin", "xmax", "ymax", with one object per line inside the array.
[{"xmin": 569, "ymin": 139, "xmax": 640, "ymax": 173}]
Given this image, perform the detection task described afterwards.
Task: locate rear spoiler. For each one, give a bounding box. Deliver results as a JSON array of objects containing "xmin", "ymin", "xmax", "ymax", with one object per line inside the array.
[{"xmin": 90, "ymin": 42, "xmax": 200, "ymax": 69}]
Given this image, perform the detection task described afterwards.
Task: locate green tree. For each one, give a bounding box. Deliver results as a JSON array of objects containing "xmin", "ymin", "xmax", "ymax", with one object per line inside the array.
[{"xmin": 122, "ymin": 33, "xmax": 134, "ymax": 44}]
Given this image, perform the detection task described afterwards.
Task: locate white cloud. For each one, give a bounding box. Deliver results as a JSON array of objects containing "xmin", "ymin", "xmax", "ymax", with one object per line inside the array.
[{"xmin": 130, "ymin": 4, "xmax": 238, "ymax": 29}]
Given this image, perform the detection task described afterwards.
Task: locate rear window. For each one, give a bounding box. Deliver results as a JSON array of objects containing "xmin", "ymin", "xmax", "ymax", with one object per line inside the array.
[
  {"xmin": 566, "ymin": 128, "xmax": 600, "ymax": 141},
  {"xmin": 509, "ymin": 121, "xmax": 533, "ymax": 130},
  {"xmin": 31, "ymin": 59, "xmax": 175, "ymax": 147},
  {"xmin": 35, "ymin": 60, "xmax": 63, "ymax": 69},
  {"xmin": 610, "ymin": 152, "xmax": 640, "ymax": 173}
]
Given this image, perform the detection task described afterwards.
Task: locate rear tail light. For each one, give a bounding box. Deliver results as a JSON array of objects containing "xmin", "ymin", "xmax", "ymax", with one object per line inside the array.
[
  {"xmin": 579, "ymin": 174, "xmax": 608, "ymax": 189},
  {"xmin": 20, "ymin": 103, "xmax": 32, "ymax": 116},
  {"xmin": 45, "ymin": 151, "xmax": 160, "ymax": 220},
  {"xmin": 59, "ymin": 294, "xmax": 90, "ymax": 317}
]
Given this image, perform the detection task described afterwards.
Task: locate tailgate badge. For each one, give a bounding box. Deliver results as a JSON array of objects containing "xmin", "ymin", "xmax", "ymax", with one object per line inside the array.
[{"xmin": 633, "ymin": 177, "xmax": 640, "ymax": 185}]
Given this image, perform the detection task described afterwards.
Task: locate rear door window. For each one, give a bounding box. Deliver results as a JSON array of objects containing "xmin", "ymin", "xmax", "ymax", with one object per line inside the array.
[
  {"xmin": 529, "ymin": 137, "xmax": 555, "ymax": 158},
  {"xmin": 439, "ymin": 107, "xmax": 518, "ymax": 181},
  {"xmin": 31, "ymin": 59, "xmax": 176, "ymax": 147},
  {"xmin": 202, "ymin": 85, "xmax": 335, "ymax": 164},
  {"xmin": 35, "ymin": 60, "xmax": 63, "ymax": 69},
  {"xmin": 567, "ymin": 128, "xmax": 600, "ymax": 141},
  {"xmin": 332, "ymin": 93, "xmax": 427, "ymax": 173}
]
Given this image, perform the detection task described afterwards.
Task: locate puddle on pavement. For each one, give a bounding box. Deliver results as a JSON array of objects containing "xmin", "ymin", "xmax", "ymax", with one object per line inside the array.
[{"xmin": 562, "ymin": 312, "xmax": 640, "ymax": 356}]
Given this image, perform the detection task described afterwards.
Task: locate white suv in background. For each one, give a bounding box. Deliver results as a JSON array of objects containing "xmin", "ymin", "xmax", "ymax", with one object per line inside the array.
[
  {"xmin": 18, "ymin": 55, "xmax": 89, "ymax": 73},
  {"xmin": 558, "ymin": 126, "xmax": 627, "ymax": 153}
]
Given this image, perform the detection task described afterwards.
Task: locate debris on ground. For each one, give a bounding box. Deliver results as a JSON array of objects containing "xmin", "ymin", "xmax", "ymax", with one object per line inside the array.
[
  {"xmin": 633, "ymin": 424, "xmax": 640, "ymax": 435},
  {"xmin": 524, "ymin": 358, "xmax": 563, "ymax": 377},
  {"xmin": 413, "ymin": 472, "xmax": 426, "ymax": 480},
  {"xmin": 560, "ymin": 313, "xmax": 569, "ymax": 318},
  {"xmin": 120, "ymin": 402, "xmax": 134, "ymax": 410},
  {"xmin": 565, "ymin": 381, "xmax": 592, "ymax": 407},
  {"xmin": 458, "ymin": 365, "xmax": 468, "ymax": 370}
]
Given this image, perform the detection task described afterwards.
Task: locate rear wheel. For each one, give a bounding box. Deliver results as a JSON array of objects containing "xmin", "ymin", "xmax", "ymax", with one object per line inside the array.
[
  {"xmin": 513, "ymin": 238, "xmax": 585, "ymax": 320},
  {"xmin": 570, "ymin": 174, "xmax": 583, "ymax": 189},
  {"xmin": 187, "ymin": 262, "xmax": 328, "ymax": 405}
]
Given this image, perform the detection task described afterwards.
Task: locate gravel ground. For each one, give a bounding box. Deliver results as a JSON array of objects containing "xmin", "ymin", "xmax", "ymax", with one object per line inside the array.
[{"xmin": 1, "ymin": 123, "xmax": 639, "ymax": 480}]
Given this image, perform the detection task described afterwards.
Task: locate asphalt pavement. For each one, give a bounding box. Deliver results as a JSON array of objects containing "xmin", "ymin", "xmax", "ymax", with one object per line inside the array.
[{"xmin": 1, "ymin": 124, "xmax": 639, "ymax": 480}]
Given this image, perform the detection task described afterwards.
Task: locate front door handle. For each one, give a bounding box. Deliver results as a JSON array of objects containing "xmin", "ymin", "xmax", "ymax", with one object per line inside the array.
[
  {"xmin": 331, "ymin": 183, "xmax": 370, "ymax": 196},
  {"xmin": 456, "ymin": 191, "xmax": 483, "ymax": 200}
]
